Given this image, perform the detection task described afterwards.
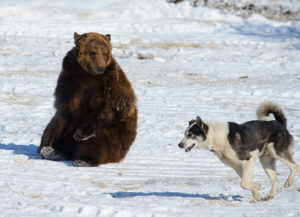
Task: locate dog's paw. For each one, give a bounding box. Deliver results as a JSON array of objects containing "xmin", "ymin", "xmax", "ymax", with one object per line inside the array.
[
  {"xmin": 250, "ymin": 197, "xmax": 261, "ymax": 203},
  {"xmin": 72, "ymin": 160, "xmax": 92, "ymax": 167},
  {"xmin": 254, "ymin": 183, "xmax": 262, "ymax": 190},
  {"xmin": 264, "ymin": 194, "xmax": 274, "ymax": 201},
  {"xmin": 250, "ymin": 191, "xmax": 261, "ymax": 203},
  {"xmin": 73, "ymin": 129, "xmax": 95, "ymax": 141},
  {"xmin": 284, "ymin": 178, "xmax": 294, "ymax": 187}
]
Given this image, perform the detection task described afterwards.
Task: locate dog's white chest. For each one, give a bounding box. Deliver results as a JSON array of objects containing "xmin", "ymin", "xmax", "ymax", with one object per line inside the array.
[{"xmin": 213, "ymin": 145, "xmax": 241, "ymax": 169}]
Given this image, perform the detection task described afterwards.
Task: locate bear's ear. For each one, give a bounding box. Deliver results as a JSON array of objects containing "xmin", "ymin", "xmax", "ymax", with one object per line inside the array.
[
  {"xmin": 74, "ymin": 32, "xmax": 80, "ymax": 40},
  {"xmin": 74, "ymin": 32, "xmax": 87, "ymax": 47},
  {"xmin": 105, "ymin": 34, "xmax": 111, "ymax": 42},
  {"xmin": 74, "ymin": 32, "xmax": 81, "ymax": 47}
]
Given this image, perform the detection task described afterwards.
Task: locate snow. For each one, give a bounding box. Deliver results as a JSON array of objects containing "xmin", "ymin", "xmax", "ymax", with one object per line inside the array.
[{"xmin": 0, "ymin": 0, "xmax": 300, "ymax": 216}]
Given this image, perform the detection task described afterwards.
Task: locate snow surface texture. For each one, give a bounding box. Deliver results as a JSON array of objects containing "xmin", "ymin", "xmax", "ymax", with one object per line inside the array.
[
  {"xmin": 0, "ymin": 0, "xmax": 300, "ymax": 216},
  {"xmin": 168, "ymin": 0, "xmax": 300, "ymax": 21}
]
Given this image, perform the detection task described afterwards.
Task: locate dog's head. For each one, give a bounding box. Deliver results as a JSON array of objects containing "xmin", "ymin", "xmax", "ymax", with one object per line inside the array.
[{"xmin": 178, "ymin": 116, "xmax": 208, "ymax": 152}]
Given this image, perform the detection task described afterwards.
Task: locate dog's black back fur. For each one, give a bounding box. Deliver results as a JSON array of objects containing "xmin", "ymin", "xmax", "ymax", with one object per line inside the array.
[{"xmin": 228, "ymin": 120, "xmax": 292, "ymax": 160}]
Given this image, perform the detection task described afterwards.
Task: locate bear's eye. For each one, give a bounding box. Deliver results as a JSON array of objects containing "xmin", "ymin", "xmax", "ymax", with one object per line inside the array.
[{"xmin": 90, "ymin": 51, "xmax": 97, "ymax": 57}]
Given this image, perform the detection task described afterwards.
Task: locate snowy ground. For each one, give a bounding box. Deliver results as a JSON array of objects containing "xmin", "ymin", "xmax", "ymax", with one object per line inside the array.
[{"xmin": 0, "ymin": 0, "xmax": 300, "ymax": 216}]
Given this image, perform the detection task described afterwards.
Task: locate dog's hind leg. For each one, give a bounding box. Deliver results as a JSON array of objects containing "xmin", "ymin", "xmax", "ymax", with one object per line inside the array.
[
  {"xmin": 268, "ymin": 143, "xmax": 298, "ymax": 188},
  {"xmin": 240, "ymin": 151, "xmax": 260, "ymax": 203},
  {"xmin": 259, "ymin": 155, "xmax": 279, "ymax": 200},
  {"xmin": 277, "ymin": 151, "xmax": 298, "ymax": 187}
]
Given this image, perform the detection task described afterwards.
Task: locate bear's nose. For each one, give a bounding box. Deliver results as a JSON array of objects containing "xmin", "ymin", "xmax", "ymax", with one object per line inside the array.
[{"xmin": 97, "ymin": 67, "xmax": 106, "ymax": 74}]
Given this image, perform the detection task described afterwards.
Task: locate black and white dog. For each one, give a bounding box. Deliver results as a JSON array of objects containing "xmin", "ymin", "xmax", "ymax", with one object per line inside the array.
[{"xmin": 178, "ymin": 102, "xmax": 298, "ymax": 202}]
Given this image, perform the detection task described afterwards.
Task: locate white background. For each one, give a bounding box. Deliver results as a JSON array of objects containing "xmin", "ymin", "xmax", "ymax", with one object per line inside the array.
[{"xmin": 0, "ymin": 0, "xmax": 299, "ymax": 216}]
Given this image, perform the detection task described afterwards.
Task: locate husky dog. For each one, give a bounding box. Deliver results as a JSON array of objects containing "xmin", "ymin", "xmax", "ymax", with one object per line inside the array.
[{"xmin": 178, "ymin": 102, "xmax": 298, "ymax": 202}]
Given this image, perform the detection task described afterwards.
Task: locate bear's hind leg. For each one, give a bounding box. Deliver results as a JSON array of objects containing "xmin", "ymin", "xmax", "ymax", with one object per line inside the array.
[
  {"xmin": 72, "ymin": 160, "xmax": 92, "ymax": 167},
  {"xmin": 72, "ymin": 139, "xmax": 109, "ymax": 167},
  {"xmin": 40, "ymin": 146, "xmax": 65, "ymax": 161},
  {"xmin": 38, "ymin": 113, "xmax": 66, "ymax": 153}
]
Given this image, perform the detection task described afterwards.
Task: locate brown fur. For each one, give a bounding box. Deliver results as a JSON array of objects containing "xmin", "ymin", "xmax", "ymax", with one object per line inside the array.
[{"xmin": 38, "ymin": 32, "xmax": 137, "ymax": 166}]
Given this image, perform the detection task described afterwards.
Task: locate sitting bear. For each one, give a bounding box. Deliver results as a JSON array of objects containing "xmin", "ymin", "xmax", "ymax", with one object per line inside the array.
[{"xmin": 38, "ymin": 32, "xmax": 137, "ymax": 167}]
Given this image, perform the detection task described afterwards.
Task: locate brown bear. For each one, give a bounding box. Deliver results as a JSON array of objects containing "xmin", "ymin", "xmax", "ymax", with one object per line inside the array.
[{"xmin": 37, "ymin": 32, "xmax": 138, "ymax": 167}]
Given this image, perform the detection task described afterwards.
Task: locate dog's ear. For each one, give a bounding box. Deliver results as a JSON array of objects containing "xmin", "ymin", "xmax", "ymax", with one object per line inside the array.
[
  {"xmin": 196, "ymin": 116, "xmax": 209, "ymax": 133},
  {"xmin": 196, "ymin": 116, "xmax": 203, "ymax": 124},
  {"xmin": 189, "ymin": 119, "xmax": 196, "ymax": 126},
  {"xmin": 202, "ymin": 122, "xmax": 209, "ymax": 134}
]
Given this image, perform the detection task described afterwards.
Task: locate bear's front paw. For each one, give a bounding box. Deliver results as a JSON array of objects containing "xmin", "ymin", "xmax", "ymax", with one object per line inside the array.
[{"xmin": 73, "ymin": 129, "xmax": 96, "ymax": 141}]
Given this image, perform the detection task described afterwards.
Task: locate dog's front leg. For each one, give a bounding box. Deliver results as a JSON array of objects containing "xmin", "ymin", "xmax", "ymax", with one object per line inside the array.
[{"xmin": 240, "ymin": 154, "xmax": 261, "ymax": 203}]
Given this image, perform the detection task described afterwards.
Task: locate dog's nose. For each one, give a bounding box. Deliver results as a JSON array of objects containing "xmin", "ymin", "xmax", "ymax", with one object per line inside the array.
[{"xmin": 178, "ymin": 143, "xmax": 184, "ymax": 148}]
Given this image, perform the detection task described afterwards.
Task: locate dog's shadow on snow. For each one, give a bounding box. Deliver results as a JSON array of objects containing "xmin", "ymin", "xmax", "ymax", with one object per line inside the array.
[
  {"xmin": 0, "ymin": 143, "xmax": 40, "ymax": 159},
  {"xmin": 109, "ymin": 191, "xmax": 243, "ymax": 201}
]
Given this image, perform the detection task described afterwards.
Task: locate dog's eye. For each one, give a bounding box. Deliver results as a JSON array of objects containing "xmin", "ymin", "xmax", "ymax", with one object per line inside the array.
[
  {"xmin": 103, "ymin": 53, "xmax": 106, "ymax": 56},
  {"xmin": 188, "ymin": 133, "xmax": 192, "ymax": 137},
  {"xmin": 90, "ymin": 52, "xmax": 96, "ymax": 57}
]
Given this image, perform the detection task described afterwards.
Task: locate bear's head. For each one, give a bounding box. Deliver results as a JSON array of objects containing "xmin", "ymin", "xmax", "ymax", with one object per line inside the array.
[{"xmin": 74, "ymin": 32, "xmax": 112, "ymax": 76}]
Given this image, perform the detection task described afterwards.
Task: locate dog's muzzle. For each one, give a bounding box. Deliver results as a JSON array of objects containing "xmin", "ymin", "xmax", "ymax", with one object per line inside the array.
[
  {"xmin": 178, "ymin": 142, "xmax": 195, "ymax": 152},
  {"xmin": 185, "ymin": 143, "xmax": 195, "ymax": 152}
]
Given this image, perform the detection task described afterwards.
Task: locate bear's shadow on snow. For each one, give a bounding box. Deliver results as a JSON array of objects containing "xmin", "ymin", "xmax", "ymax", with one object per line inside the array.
[
  {"xmin": 109, "ymin": 191, "xmax": 243, "ymax": 201},
  {"xmin": 0, "ymin": 143, "xmax": 40, "ymax": 159}
]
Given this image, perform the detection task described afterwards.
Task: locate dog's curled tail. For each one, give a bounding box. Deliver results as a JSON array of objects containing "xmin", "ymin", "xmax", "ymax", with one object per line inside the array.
[{"xmin": 257, "ymin": 101, "xmax": 287, "ymax": 127}]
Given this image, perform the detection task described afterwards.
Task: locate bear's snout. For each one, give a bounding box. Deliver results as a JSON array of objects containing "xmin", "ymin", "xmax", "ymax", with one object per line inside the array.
[{"xmin": 96, "ymin": 67, "xmax": 106, "ymax": 75}]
